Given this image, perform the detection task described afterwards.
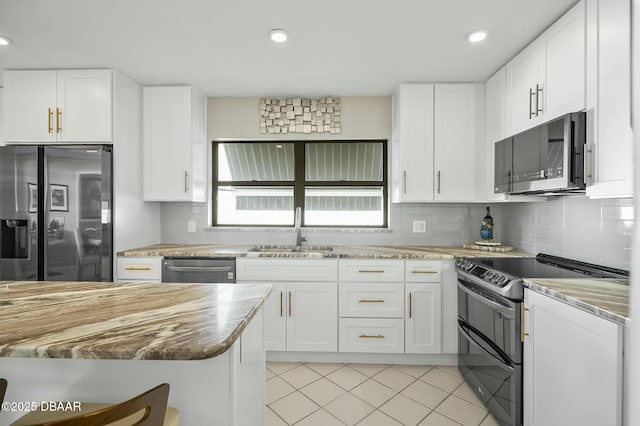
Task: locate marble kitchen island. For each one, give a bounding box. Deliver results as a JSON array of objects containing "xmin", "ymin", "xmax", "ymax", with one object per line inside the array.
[{"xmin": 0, "ymin": 281, "xmax": 271, "ymax": 425}]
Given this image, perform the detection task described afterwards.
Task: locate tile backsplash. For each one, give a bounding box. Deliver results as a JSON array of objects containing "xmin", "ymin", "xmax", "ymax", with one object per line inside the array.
[
  {"xmin": 161, "ymin": 203, "xmax": 503, "ymax": 247},
  {"xmin": 160, "ymin": 195, "xmax": 632, "ymax": 270},
  {"xmin": 500, "ymin": 195, "xmax": 633, "ymax": 270}
]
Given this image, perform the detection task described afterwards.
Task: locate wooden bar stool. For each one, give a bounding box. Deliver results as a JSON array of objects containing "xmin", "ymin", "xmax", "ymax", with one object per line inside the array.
[
  {"xmin": 0, "ymin": 378, "xmax": 7, "ymax": 404},
  {"xmin": 11, "ymin": 383, "xmax": 178, "ymax": 426}
]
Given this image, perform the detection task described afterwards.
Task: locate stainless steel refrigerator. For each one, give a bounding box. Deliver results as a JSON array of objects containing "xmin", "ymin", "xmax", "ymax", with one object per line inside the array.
[{"xmin": 0, "ymin": 145, "xmax": 113, "ymax": 281}]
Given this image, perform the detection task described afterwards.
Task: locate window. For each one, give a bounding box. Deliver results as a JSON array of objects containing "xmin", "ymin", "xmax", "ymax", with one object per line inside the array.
[{"xmin": 212, "ymin": 141, "xmax": 387, "ymax": 227}]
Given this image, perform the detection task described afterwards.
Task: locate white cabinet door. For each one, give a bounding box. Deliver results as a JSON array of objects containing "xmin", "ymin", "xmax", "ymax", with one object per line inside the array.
[
  {"xmin": 391, "ymin": 84, "xmax": 435, "ymax": 202},
  {"xmin": 506, "ymin": 1, "xmax": 586, "ymax": 136},
  {"xmin": 433, "ymin": 84, "xmax": 477, "ymax": 201},
  {"xmin": 286, "ymin": 282, "xmax": 338, "ymax": 352},
  {"xmin": 405, "ymin": 283, "xmax": 441, "ymax": 354},
  {"xmin": 3, "ymin": 70, "xmax": 57, "ymax": 142},
  {"xmin": 523, "ymin": 289, "xmax": 623, "ymax": 426},
  {"xmin": 586, "ymin": 0, "xmax": 633, "ymax": 198},
  {"xmin": 264, "ymin": 282, "xmax": 287, "ymax": 351},
  {"xmin": 143, "ymin": 86, "xmax": 207, "ymax": 202},
  {"xmin": 506, "ymin": 42, "xmax": 542, "ymax": 135},
  {"xmin": 440, "ymin": 260, "xmax": 458, "ymax": 353},
  {"xmin": 541, "ymin": 0, "xmax": 586, "ymax": 122},
  {"xmin": 3, "ymin": 70, "xmax": 112, "ymax": 143},
  {"xmin": 56, "ymin": 70, "xmax": 112, "ymax": 142}
]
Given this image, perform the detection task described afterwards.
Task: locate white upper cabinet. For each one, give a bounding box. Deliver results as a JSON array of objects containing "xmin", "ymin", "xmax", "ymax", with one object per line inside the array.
[
  {"xmin": 433, "ymin": 84, "xmax": 478, "ymax": 201},
  {"xmin": 506, "ymin": 1, "xmax": 586, "ymax": 135},
  {"xmin": 585, "ymin": 0, "xmax": 633, "ymax": 198},
  {"xmin": 392, "ymin": 83, "xmax": 479, "ymax": 203},
  {"xmin": 391, "ymin": 84, "xmax": 435, "ymax": 202},
  {"xmin": 143, "ymin": 86, "xmax": 207, "ymax": 202},
  {"xmin": 3, "ymin": 70, "xmax": 112, "ymax": 143}
]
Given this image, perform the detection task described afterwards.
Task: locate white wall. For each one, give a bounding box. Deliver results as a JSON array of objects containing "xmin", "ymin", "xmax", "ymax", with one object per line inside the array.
[
  {"xmin": 112, "ymin": 71, "xmax": 161, "ymax": 255},
  {"xmin": 208, "ymin": 96, "xmax": 391, "ymax": 141}
]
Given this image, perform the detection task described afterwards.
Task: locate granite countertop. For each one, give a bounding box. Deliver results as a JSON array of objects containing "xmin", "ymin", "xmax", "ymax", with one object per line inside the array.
[
  {"xmin": 116, "ymin": 243, "xmax": 533, "ymax": 259},
  {"xmin": 525, "ymin": 278, "xmax": 630, "ymax": 326},
  {"xmin": 0, "ymin": 281, "xmax": 271, "ymax": 360}
]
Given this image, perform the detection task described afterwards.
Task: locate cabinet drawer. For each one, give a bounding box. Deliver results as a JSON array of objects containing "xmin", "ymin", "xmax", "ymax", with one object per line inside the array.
[
  {"xmin": 236, "ymin": 259, "xmax": 337, "ymax": 282},
  {"xmin": 339, "ymin": 318, "xmax": 404, "ymax": 353},
  {"xmin": 339, "ymin": 282, "xmax": 404, "ymax": 318},
  {"xmin": 405, "ymin": 261, "xmax": 441, "ymax": 282},
  {"xmin": 338, "ymin": 260, "xmax": 404, "ymax": 282},
  {"xmin": 116, "ymin": 257, "xmax": 162, "ymax": 281}
]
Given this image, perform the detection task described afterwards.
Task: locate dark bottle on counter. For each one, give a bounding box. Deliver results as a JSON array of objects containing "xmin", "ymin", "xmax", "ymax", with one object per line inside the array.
[{"xmin": 481, "ymin": 207, "xmax": 494, "ymax": 241}]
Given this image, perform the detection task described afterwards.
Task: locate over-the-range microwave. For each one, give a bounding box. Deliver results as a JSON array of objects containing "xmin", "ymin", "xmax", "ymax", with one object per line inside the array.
[{"xmin": 494, "ymin": 111, "xmax": 586, "ymax": 195}]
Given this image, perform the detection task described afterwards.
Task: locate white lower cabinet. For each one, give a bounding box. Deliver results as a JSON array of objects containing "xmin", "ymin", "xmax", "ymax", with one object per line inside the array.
[
  {"xmin": 405, "ymin": 283, "xmax": 441, "ymax": 354},
  {"xmin": 523, "ymin": 289, "xmax": 623, "ymax": 426},
  {"xmin": 263, "ymin": 282, "xmax": 287, "ymax": 351},
  {"xmin": 286, "ymin": 282, "xmax": 338, "ymax": 352},
  {"xmin": 236, "ymin": 258, "xmax": 338, "ymax": 353},
  {"xmin": 115, "ymin": 256, "xmax": 162, "ymax": 283},
  {"xmin": 339, "ymin": 318, "xmax": 404, "ymax": 353}
]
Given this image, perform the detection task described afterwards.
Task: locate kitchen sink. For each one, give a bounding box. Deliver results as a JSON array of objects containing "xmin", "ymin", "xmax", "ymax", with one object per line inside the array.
[{"xmin": 248, "ymin": 245, "xmax": 334, "ymax": 253}]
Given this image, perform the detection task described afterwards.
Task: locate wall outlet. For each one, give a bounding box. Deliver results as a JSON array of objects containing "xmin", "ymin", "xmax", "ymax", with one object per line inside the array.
[
  {"xmin": 413, "ymin": 220, "xmax": 426, "ymax": 233},
  {"xmin": 187, "ymin": 220, "xmax": 196, "ymax": 233}
]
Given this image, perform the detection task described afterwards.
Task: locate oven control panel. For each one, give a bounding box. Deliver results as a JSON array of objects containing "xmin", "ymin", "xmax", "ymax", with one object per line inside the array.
[{"xmin": 455, "ymin": 258, "xmax": 512, "ymax": 287}]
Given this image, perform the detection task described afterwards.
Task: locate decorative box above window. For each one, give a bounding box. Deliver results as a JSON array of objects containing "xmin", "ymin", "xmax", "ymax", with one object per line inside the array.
[{"xmin": 259, "ymin": 97, "xmax": 341, "ymax": 134}]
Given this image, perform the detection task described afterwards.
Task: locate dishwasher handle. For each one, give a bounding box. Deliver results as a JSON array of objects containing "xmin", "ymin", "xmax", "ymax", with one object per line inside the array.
[{"xmin": 164, "ymin": 265, "xmax": 233, "ymax": 273}]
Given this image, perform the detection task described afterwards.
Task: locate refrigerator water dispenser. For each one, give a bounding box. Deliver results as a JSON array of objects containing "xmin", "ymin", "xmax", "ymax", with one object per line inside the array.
[{"xmin": 0, "ymin": 219, "xmax": 29, "ymax": 259}]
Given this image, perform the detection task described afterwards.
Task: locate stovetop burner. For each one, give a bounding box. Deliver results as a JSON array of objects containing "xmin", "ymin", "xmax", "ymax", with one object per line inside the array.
[{"xmin": 455, "ymin": 253, "xmax": 628, "ymax": 301}]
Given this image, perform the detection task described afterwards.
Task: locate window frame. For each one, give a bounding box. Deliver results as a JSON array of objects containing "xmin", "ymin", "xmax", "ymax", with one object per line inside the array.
[{"xmin": 212, "ymin": 140, "xmax": 388, "ymax": 228}]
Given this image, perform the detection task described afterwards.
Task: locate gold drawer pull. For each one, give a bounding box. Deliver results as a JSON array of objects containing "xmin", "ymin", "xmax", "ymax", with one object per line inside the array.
[
  {"xmin": 359, "ymin": 334, "xmax": 384, "ymax": 339},
  {"xmin": 125, "ymin": 266, "xmax": 152, "ymax": 271},
  {"xmin": 411, "ymin": 270, "xmax": 438, "ymax": 274},
  {"xmin": 48, "ymin": 108, "xmax": 53, "ymax": 133},
  {"xmin": 358, "ymin": 299, "xmax": 385, "ymax": 303},
  {"xmin": 358, "ymin": 270, "xmax": 385, "ymax": 273},
  {"xmin": 521, "ymin": 304, "xmax": 529, "ymax": 342},
  {"xmin": 56, "ymin": 108, "xmax": 62, "ymax": 133}
]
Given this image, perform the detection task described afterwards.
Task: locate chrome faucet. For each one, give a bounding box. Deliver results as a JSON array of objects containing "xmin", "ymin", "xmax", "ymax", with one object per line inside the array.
[{"xmin": 294, "ymin": 207, "xmax": 306, "ymax": 246}]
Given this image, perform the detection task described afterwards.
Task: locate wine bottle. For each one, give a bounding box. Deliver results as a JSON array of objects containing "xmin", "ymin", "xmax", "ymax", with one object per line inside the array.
[{"xmin": 481, "ymin": 207, "xmax": 494, "ymax": 241}]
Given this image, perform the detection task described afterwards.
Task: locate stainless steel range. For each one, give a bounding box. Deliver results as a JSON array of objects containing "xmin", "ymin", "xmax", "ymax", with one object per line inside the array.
[{"xmin": 455, "ymin": 253, "xmax": 628, "ymax": 426}]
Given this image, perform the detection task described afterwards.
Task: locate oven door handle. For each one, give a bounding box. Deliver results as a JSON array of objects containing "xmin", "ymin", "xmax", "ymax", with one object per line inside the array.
[
  {"xmin": 458, "ymin": 321, "xmax": 515, "ymax": 373},
  {"xmin": 457, "ymin": 280, "xmax": 515, "ymax": 318}
]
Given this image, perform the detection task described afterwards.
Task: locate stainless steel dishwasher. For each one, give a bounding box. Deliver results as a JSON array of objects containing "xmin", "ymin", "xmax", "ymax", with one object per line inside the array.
[{"xmin": 161, "ymin": 257, "xmax": 236, "ymax": 283}]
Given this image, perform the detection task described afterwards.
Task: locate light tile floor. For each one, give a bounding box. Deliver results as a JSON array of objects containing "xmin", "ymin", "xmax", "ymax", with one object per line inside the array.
[{"xmin": 266, "ymin": 362, "xmax": 500, "ymax": 426}]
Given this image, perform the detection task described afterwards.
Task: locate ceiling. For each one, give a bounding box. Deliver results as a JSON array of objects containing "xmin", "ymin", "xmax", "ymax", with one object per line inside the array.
[{"xmin": 0, "ymin": 0, "xmax": 578, "ymax": 97}]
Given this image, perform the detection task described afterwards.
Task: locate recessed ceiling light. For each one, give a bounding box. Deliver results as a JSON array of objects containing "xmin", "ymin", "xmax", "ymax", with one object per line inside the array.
[
  {"xmin": 270, "ymin": 29, "xmax": 289, "ymax": 43},
  {"xmin": 467, "ymin": 30, "xmax": 487, "ymax": 43},
  {"xmin": 0, "ymin": 35, "xmax": 11, "ymax": 46}
]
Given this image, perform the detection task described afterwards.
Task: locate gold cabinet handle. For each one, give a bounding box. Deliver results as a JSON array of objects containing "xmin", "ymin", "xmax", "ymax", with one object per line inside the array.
[
  {"xmin": 411, "ymin": 270, "xmax": 438, "ymax": 274},
  {"xmin": 358, "ymin": 299, "xmax": 385, "ymax": 303},
  {"xmin": 56, "ymin": 108, "xmax": 61, "ymax": 133},
  {"xmin": 48, "ymin": 108, "xmax": 53, "ymax": 133},
  {"xmin": 358, "ymin": 270, "xmax": 385, "ymax": 273},
  {"xmin": 409, "ymin": 292, "xmax": 413, "ymax": 318},
  {"xmin": 184, "ymin": 171, "xmax": 189, "ymax": 193},
  {"xmin": 359, "ymin": 334, "xmax": 384, "ymax": 339},
  {"xmin": 521, "ymin": 304, "xmax": 529, "ymax": 342},
  {"xmin": 124, "ymin": 266, "xmax": 152, "ymax": 271},
  {"xmin": 288, "ymin": 291, "xmax": 292, "ymax": 317},
  {"xmin": 280, "ymin": 292, "xmax": 283, "ymax": 317}
]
